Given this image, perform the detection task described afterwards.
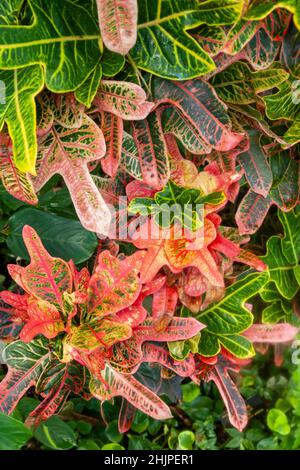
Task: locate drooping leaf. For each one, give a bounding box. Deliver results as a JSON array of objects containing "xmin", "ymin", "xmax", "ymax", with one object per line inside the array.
[
  {"xmin": 132, "ymin": 111, "xmax": 170, "ymax": 189},
  {"xmin": 0, "ymin": 134, "xmax": 38, "ymax": 205},
  {"xmin": 96, "ymin": 0, "xmax": 137, "ymax": 55},
  {"xmin": 101, "ymin": 111, "xmax": 124, "ymax": 177},
  {"xmin": 204, "ymin": 358, "xmax": 248, "ymax": 431},
  {"xmin": 0, "ymin": 339, "xmax": 50, "ymax": 415},
  {"xmin": 243, "ymin": 323, "xmax": 299, "ymax": 343},
  {"xmin": 152, "ymin": 77, "xmax": 243, "ymax": 151},
  {"xmin": 238, "ymin": 130, "xmax": 273, "ymax": 197},
  {"xmin": 90, "ymin": 363, "xmax": 172, "ymax": 420},
  {"xmin": 0, "ymin": 66, "xmax": 44, "ymax": 173}
]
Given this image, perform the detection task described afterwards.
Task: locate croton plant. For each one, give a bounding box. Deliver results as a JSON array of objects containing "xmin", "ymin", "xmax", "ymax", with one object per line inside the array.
[{"xmin": 0, "ymin": 0, "xmax": 299, "ymax": 435}]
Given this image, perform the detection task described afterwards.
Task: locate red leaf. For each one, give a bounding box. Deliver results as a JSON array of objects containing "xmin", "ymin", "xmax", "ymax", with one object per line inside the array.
[
  {"xmin": 11, "ymin": 226, "xmax": 72, "ymax": 308},
  {"xmin": 87, "ymin": 250, "xmax": 144, "ymax": 316},
  {"xmin": 20, "ymin": 298, "xmax": 65, "ymax": 342}
]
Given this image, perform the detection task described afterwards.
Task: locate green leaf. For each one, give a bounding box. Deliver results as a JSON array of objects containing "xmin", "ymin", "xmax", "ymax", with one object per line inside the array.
[
  {"xmin": 218, "ymin": 334, "xmax": 255, "ymax": 359},
  {"xmin": 267, "ymin": 409, "xmax": 291, "ymax": 436},
  {"xmin": 244, "ymin": 0, "xmax": 300, "ymax": 31},
  {"xmin": 34, "ymin": 416, "xmax": 77, "ymax": 450},
  {"xmin": 7, "ymin": 207, "xmax": 98, "ymax": 264},
  {"xmin": 0, "ymin": 0, "xmax": 24, "ymax": 25},
  {"xmin": 131, "ymin": 0, "xmax": 244, "ymax": 80},
  {"xmin": 238, "ymin": 130, "xmax": 273, "ymax": 197},
  {"xmin": 74, "ymin": 63, "xmax": 102, "ymax": 108},
  {"xmin": 101, "ymin": 49, "xmax": 125, "ymax": 77},
  {"xmin": 102, "ymin": 443, "xmax": 125, "ymax": 450},
  {"xmin": 0, "ymin": 0, "xmax": 102, "ymax": 92},
  {"xmin": 211, "ymin": 62, "xmax": 289, "ymax": 105},
  {"xmin": 0, "ymin": 66, "xmax": 44, "ymax": 173},
  {"xmin": 261, "ymin": 208, "xmax": 300, "ymax": 300},
  {"xmin": 0, "ymin": 412, "xmax": 32, "ymax": 450},
  {"xmin": 129, "ymin": 180, "xmax": 214, "ymax": 231},
  {"xmin": 178, "ymin": 430, "xmax": 195, "ymax": 450},
  {"xmin": 197, "ymin": 272, "xmax": 269, "ymax": 335}
]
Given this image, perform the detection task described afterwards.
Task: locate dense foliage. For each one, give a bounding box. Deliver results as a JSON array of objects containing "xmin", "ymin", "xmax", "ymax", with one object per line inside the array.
[{"xmin": 0, "ymin": 0, "xmax": 299, "ymax": 450}]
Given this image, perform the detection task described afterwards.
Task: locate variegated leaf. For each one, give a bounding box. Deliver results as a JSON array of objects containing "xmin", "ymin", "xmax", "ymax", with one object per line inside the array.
[
  {"xmin": 152, "ymin": 77, "xmax": 244, "ymax": 152},
  {"xmin": 95, "ymin": 80, "xmax": 154, "ymax": 120},
  {"xmin": 0, "ymin": 134, "xmax": 38, "ymax": 205},
  {"xmin": 96, "ymin": 0, "xmax": 137, "ymax": 55},
  {"xmin": 101, "ymin": 111, "xmax": 124, "ymax": 177},
  {"xmin": 34, "ymin": 113, "xmax": 111, "ymax": 235},
  {"xmin": 132, "ymin": 111, "xmax": 170, "ymax": 189},
  {"xmin": 90, "ymin": 363, "xmax": 172, "ymax": 420},
  {"xmin": 20, "ymin": 298, "xmax": 65, "ymax": 342},
  {"xmin": 10, "ymin": 225, "xmax": 72, "ymax": 309},
  {"xmin": 0, "ymin": 339, "xmax": 50, "ymax": 415},
  {"xmin": 87, "ymin": 250, "xmax": 144, "ymax": 316}
]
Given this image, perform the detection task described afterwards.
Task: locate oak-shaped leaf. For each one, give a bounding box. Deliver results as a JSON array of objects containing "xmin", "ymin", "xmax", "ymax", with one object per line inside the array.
[
  {"xmin": 261, "ymin": 208, "xmax": 300, "ymax": 300},
  {"xmin": 0, "ymin": 0, "xmax": 102, "ymax": 92},
  {"xmin": 197, "ymin": 272, "xmax": 269, "ymax": 357},
  {"xmin": 8, "ymin": 225, "xmax": 72, "ymax": 309},
  {"xmin": 34, "ymin": 105, "xmax": 111, "ymax": 235},
  {"xmin": 131, "ymin": 0, "xmax": 244, "ymax": 80},
  {"xmin": 87, "ymin": 250, "xmax": 145, "ymax": 317},
  {"xmin": 20, "ymin": 298, "xmax": 65, "ymax": 343}
]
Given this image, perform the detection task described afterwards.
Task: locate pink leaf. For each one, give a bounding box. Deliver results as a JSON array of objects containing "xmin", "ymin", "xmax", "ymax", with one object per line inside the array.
[
  {"xmin": 206, "ymin": 360, "xmax": 248, "ymax": 432},
  {"xmin": 13, "ymin": 225, "xmax": 72, "ymax": 308},
  {"xmin": 95, "ymin": 80, "xmax": 154, "ymax": 120},
  {"xmin": 0, "ymin": 134, "xmax": 38, "ymax": 205},
  {"xmin": 142, "ymin": 343, "xmax": 195, "ymax": 377},
  {"xmin": 96, "ymin": 0, "xmax": 137, "ymax": 55},
  {"xmin": 243, "ymin": 323, "xmax": 299, "ymax": 343},
  {"xmin": 34, "ymin": 113, "xmax": 111, "ymax": 235},
  {"xmin": 101, "ymin": 111, "xmax": 124, "ymax": 177},
  {"xmin": 90, "ymin": 363, "xmax": 172, "ymax": 420},
  {"xmin": 87, "ymin": 250, "xmax": 144, "ymax": 316}
]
